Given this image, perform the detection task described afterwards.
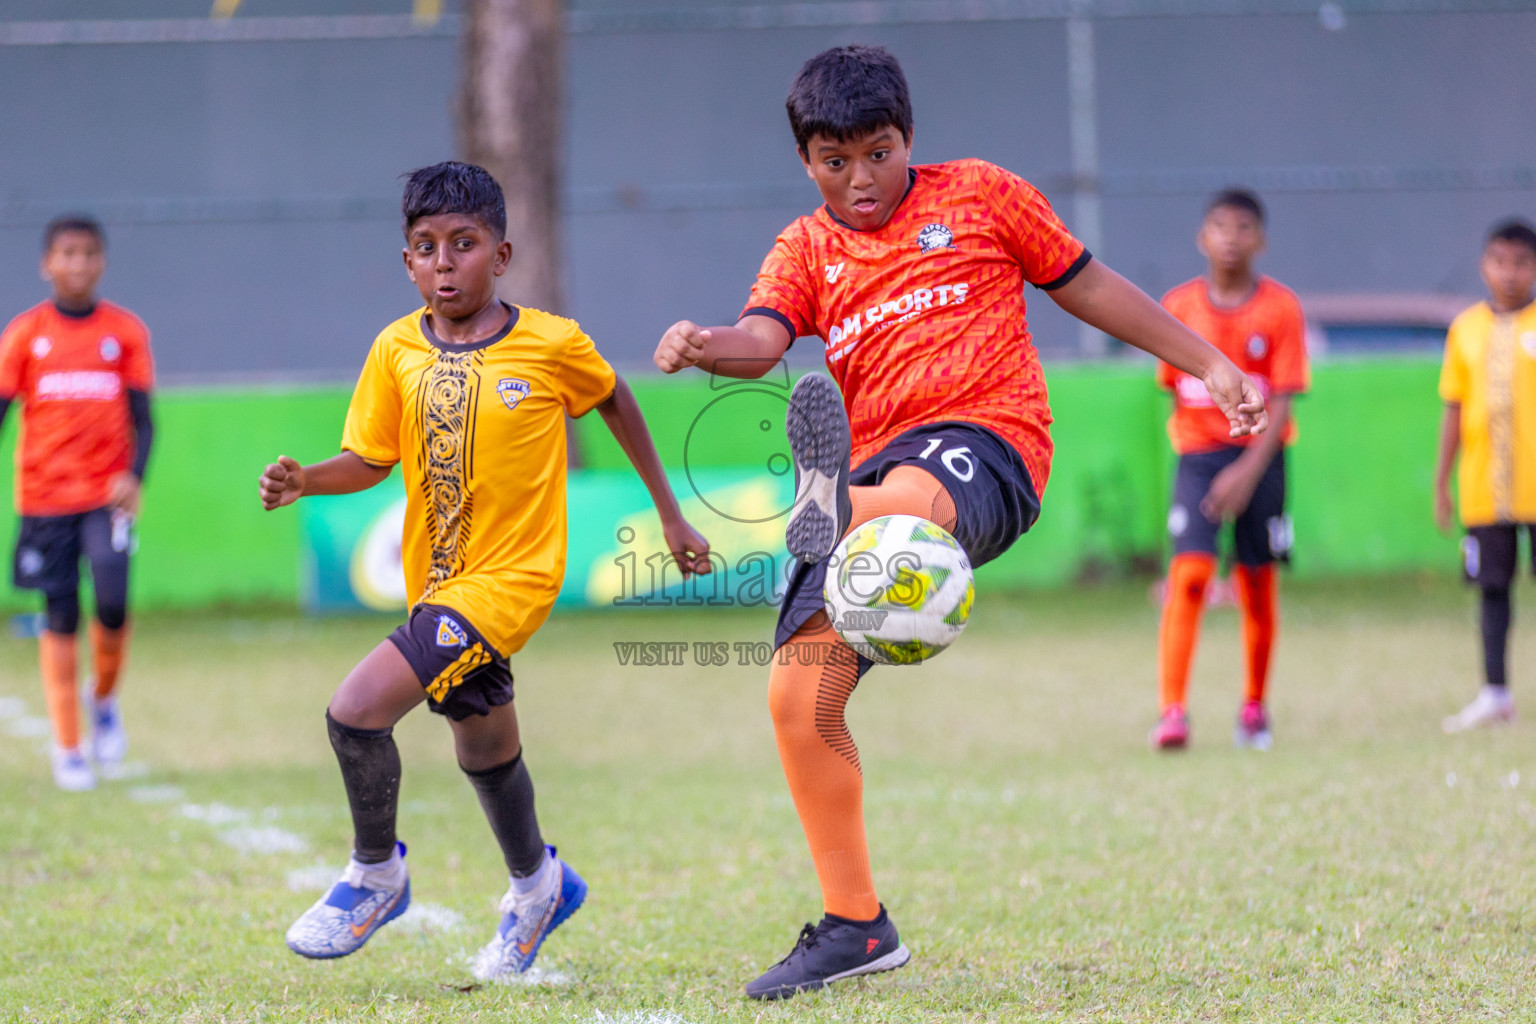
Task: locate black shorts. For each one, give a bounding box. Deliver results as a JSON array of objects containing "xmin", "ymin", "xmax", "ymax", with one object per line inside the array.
[
  {"xmin": 1462, "ymin": 524, "xmax": 1536, "ymax": 589},
  {"xmin": 1168, "ymin": 448, "xmax": 1291, "ymax": 567},
  {"xmin": 774, "ymin": 421, "xmax": 1042, "ymax": 663},
  {"xmin": 13, "ymin": 506, "xmax": 131, "ymax": 598},
  {"xmin": 387, "ymin": 603, "xmax": 514, "ymax": 721}
]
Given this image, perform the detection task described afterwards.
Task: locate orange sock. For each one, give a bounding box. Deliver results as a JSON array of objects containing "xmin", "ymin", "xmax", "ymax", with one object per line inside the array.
[
  {"xmin": 1158, "ymin": 553, "xmax": 1215, "ymax": 712},
  {"xmin": 767, "ymin": 618, "xmax": 880, "ymax": 921},
  {"xmin": 848, "ymin": 464, "xmax": 957, "ymax": 533},
  {"xmin": 39, "ymin": 631, "xmax": 80, "ymax": 750},
  {"xmin": 1233, "ymin": 564, "xmax": 1277, "ymax": 704},
  {"xmin": 90, "ymin": 623, "xmax": 130, "ymax": 700}
]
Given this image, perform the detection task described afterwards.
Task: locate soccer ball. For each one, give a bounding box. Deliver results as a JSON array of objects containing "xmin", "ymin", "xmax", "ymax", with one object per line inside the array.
[{"xmin": 822, "ymin": 514, "xmax": 975, "ymax": 665}]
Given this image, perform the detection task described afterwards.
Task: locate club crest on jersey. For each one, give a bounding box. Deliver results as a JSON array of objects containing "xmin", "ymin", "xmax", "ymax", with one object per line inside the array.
[
  {"xmin": 31, "ymin": 337, "xmax": 51, "ymax": 358},
  {"xmin": 496, "ymin": 378, "xmax": 531, "ymax": 411},
  {"xmin": 917, "ymin": 223, "xmax": 955, "ymax": 253},
  {"xmin": 100, "ymin": 336, "xmax": 121, "ymax": 361},
  {"xmin": 436, "ymin": 615, "xmax": 469, "ymax": 648},
  {"xmin": 1246, "ymin": 334, "xmax": 1268, "ymax": 358}
]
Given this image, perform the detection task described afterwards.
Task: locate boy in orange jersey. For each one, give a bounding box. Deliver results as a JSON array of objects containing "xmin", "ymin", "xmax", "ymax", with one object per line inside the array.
[
  {"xmin": 0, "ymin": 215, "xmax": 154, "ymax": 791},
  {"xmin": 653, "ymin": 46, "xmax": 1267, "ymax": 999},
  {"xmin": 261, "ymin": 162, "xmax": 710, "ymax": 977},
  {"xmin": 1435, "ymin": 219, "xmax": 1536, "ymax": 732},
  {"xmin": 1150, "ymin": 189, "xmax": 1309, "ymax": 753}
]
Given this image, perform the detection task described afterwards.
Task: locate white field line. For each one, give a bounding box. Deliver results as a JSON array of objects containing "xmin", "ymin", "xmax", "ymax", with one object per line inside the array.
[
  {"xmin": 129, "ymin": 784, "xmax": 186, "ymax": 803},
  {"xmin": 476, "ymin": 964, "xmax": 575, "ymax": 987},
  {"xmin": 219, "ymin": 826, "xmax": 309, "ymax": 854},
  {"xmin": 4, "ymin": 714, "xmax": 52, "ymax": 739},
  {"xmin": 0, "ymin": 696, "xmax": 27, "ymax": 718},
  {"xmin": 392, "ymin": 901, "xmax": 464, "ymax": 935}
]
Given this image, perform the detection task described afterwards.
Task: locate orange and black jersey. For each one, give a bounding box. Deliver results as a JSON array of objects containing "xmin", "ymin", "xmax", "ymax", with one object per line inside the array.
[{"xmin": 0, "ymin": 300, "xmax": 154, "ymax": 516}]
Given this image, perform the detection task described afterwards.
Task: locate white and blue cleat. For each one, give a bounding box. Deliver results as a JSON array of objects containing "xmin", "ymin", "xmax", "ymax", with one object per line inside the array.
[
  {"xmin": 472, "ymin": 845, "xmax": 587, "ymax": 979},
  {"xmin": 89, "ymin": 693, "xmax": 129, "ymax": 766},
  {"xmin": 285, "ymin": 842, "xmax": 411, "ymax": 959}
]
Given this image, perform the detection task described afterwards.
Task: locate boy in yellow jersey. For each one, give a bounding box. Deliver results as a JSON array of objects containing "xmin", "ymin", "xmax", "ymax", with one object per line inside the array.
[
  {"xmin": 1436, "ymin": 219, "xmax": 1536, "ymax": 732},
  {"xmin": 259, "ymin": 162, "xmax": 710, "ymax": 975}
]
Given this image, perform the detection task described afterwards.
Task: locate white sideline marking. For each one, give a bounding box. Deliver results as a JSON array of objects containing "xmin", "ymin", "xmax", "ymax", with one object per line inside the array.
[
  {"xmin": 286, "ymin": 862, "xmax": 340, "ymax": 891},
  {"xmin": 219, "ymin": 826, "xmax": 308, "ymax": 854},
  {"xmin": 393, "ymin": 902, "xmax": 463, "ymax": 935},
  {"xmin": 129, "ymin": 784, "xmax": 186, "ymax": 803},
  {"xmin": 5, "ymin": 715, "xmax": 51, "ymax": 738},
  {"xmin": 590, "ymin": 1013, "xmax": 697, "ymax": 1024},
  {"xmin": 479, "ymin": 965, "xmax": 574, "ymax": 987},
  {"xmin": 0, "ymin": 696, "xmax": 27, "ymax": 718},
  {"xmin": 179, "ymin": 802, "xmax": 249, "ymax": 825},
  {"xmin": 99, "ymin": 760, "xmax": 150, "ymax": 780}
]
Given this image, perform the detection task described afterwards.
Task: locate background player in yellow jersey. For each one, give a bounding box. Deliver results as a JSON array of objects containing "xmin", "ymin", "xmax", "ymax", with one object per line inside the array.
[
  {"xmin": 1436, "ymin": 219, "xmax": 1536, "ymax": 732},
  {"xmin": 258, "ymin": 162, "xmax": 710, "ymax": 976}
]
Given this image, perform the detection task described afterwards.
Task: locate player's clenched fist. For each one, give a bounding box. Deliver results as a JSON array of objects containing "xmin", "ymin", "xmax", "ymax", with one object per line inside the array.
[
  {"xmin": 259, "ymin": 455, "xmax": 305, "ymax": 510},
  {"xmin": 654, "ymin": 320, "xmax": 711, "ymax": 373}
]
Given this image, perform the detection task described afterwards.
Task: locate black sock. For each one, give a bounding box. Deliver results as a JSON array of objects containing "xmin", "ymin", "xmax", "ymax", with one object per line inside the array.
[
  {"xmin": 326, "ymin": 711, "xmax": 401, "ymax": 865},
  {"xmin": 462, "ymin": 752, "xmax": 546, "ymax": 877},
  {"xmin": 1482, "ymin": 586, "xmax": 1512, "ymax": 690}
]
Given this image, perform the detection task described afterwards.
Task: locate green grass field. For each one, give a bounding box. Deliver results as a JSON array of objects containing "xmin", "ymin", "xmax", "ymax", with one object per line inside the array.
[{"xmin": 3, "ymin": 575, "xmax": 1535, "ymax": 1022}]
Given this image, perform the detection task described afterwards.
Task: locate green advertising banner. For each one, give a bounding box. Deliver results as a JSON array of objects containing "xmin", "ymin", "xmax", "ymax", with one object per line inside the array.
[{"xmin": 302, "ymin": 467, "xmax": 799, "ymax": 613}]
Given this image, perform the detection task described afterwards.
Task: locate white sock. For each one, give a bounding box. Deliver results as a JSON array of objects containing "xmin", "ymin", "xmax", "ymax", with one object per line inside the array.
[
  {"xmin": 350, "ymin": 846, "xmax": 406, "ymax": 889},
  {"xmin": 509, "ymin": 848, "xmax": 556, "ymax": 900}
]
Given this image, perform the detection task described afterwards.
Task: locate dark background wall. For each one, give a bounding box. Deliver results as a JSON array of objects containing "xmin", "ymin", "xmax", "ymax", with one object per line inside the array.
[{"xmin": 1, "ymin": 0, "xmax": 1532, "ymax": 380}]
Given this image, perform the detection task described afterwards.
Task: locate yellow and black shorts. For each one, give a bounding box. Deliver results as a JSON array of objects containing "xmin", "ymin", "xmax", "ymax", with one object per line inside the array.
[{"xmin": 387, "ymin": 603, "xmax": 513, "ymax": 720}]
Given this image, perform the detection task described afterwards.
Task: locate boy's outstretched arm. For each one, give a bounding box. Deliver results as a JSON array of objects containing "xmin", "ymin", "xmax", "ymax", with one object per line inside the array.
[
  {"xmin": 1434, "ymin": 403, "xmax": 1461, "ymax": 533},
  {"xmin": 595, "ymin": 374, "xmax": 712, "ymax": 577},
  {"xmin": 258, "ymin": 451, "xmax": 391, "ymax": 510},
  {"xmin": 654, "ymin": 315, "xmax": 792, "ymax": 379},
  {"xmin": 1050, "ymin": 259, "xmax": 1269, "ymax": 439}
]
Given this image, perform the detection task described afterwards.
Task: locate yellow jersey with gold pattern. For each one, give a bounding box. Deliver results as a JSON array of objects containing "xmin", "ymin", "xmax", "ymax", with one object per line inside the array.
[
  {"xmin": 1439, "ymin": 299, "xmax": 1536, "ymax": 526},
  {"xmin": 342, "ymin": 304, "xmax": 616, "ymax": 654}
]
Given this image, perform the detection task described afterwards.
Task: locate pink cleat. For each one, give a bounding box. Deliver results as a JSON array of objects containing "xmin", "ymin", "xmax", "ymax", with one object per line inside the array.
[
  {"xmin": 1234, "ymin": 701, "xmax": 1272, "ymax": 750},
  {"xmin": 1149, "ymin": 706, "xmax": 1189, "ymax": 751}
]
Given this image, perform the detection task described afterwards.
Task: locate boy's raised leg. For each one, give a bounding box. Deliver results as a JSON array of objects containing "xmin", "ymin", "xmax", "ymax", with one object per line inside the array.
[
  {"xmin": 785, "ymin": 374, "xmax": 853, "ymax": 563},
  {"xmin": 286, "ymin": 641, "xmax": 421, "ymax": 959}
]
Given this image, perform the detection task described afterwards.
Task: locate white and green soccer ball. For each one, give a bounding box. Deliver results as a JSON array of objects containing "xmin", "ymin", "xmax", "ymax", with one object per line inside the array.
[{"xmin": 822, "ymin": 514, "xmax": 975, "ymax": 665}]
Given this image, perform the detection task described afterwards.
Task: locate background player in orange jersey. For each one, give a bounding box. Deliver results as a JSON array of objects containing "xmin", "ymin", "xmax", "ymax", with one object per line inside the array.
[
  {"xmin": 1150, "ymin": 190, "xmax": 1309, "ymax": 753},
  {"xmin": 0, "ymin": 215, "xmax": 154, "ymax": 791},
  {"xmin": 653, "ymin": 46, "xmax": 1268, "ymax": 999}
]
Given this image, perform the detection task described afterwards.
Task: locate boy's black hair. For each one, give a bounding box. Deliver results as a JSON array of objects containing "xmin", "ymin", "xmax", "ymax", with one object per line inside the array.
[
  {"xmin": 401, "ymin": 161, "xmax": 507, "ymax": 239},
  {"xmin": 786, "ymin": 45, "xmax": 913, "ymax": 155},
  {"xmin": 1205, "ymin": 188, "xmax": 1265, "ymax": 226},
  {"xmin": 43, "ymin": 214, "xmax": 104, "ymax": 252},
  {"xmin": 1487, "ymin": 218, "xmax": 1536, "ymax": 258}
]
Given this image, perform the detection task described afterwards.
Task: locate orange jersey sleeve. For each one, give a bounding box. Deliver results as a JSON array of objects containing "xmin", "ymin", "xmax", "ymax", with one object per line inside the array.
[
  {"xmin": 743, "ymin": 220, "xmax": 821, "ymax": 340},
  {"xmin": 0, "ymin": 310, "xmax": 35, "ymax": 399},
  {"xmin": 976, "ymin": 162, "xmax": 1089, "ymax": 288}
]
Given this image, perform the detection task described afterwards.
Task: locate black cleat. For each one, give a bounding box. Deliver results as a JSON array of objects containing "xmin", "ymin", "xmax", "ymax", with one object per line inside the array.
[
  {"xmin": 744, "ymin": 906, "xmax": 911, "ymax": 1000},
  {"xmin": 784, "ymin": 373, "xmax": 853, "ymax": 564}
]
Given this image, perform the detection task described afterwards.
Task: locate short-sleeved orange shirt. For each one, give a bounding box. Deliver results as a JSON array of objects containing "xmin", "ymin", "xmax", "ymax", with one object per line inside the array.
[
  {"xmin": 1157, "ymin": 277, "xmax": 1309, "ymax": 455},
  {"xmin": 0, "ymin": 300, "xmax": 154, "ymax": 516},
  {"xmin": 742, "ymin": 159, "xmax": 1088, "ymax": 494}
]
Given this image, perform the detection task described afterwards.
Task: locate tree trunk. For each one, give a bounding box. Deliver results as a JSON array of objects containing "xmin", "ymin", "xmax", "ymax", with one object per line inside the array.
[{"xmin": 457, "ymin": 0, "xmax": 565, "ymax": 315}]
